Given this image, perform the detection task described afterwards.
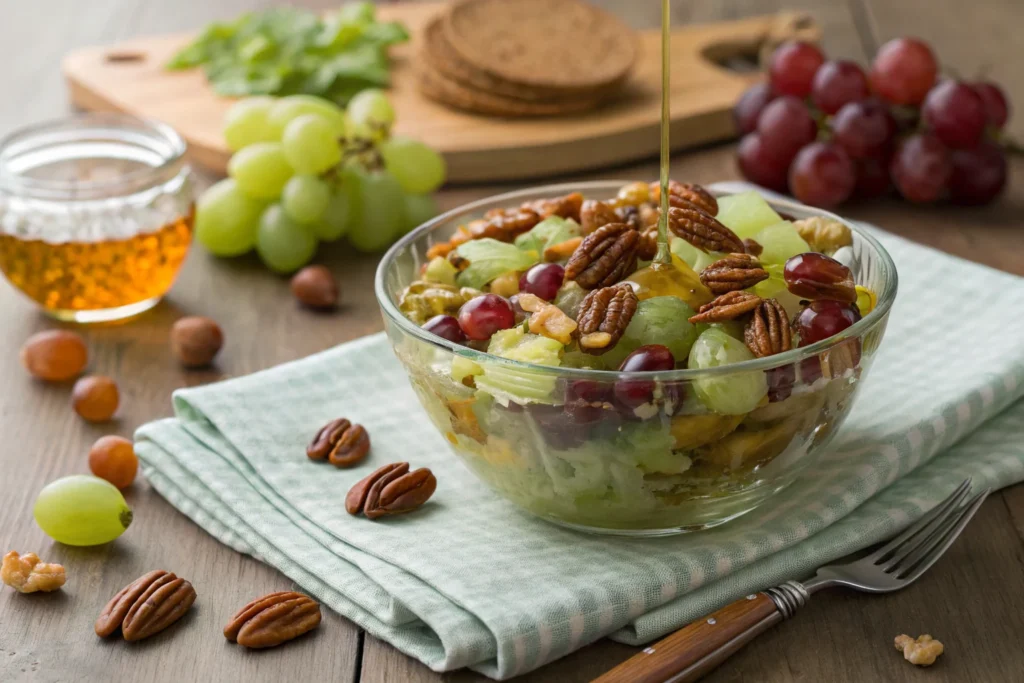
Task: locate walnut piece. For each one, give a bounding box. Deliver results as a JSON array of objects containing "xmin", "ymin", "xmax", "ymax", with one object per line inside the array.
[
  {"xmin": 518, "ymin": 293, "xmax": 578, "ymax": 344},
  {"xmin": 794, "ymin": 216, "xmax": 853, "ymax": 253},
  {"xmin": 895, "ymin": 634, "xmax": 944, "ymax": 666},
  {"xmin": 2, "ymin": 551, "xmax": 66, "ymax": 593}
]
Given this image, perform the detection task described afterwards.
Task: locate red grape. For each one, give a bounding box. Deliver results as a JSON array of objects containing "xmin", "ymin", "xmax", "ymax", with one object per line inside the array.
[
  {"xmin": 811, "ymin": 60, "xmax": 869, "ymax": 114},
  {"xmin": 614, "ymin": 345, "xmax": 675, "ymax": 411},
  {"xmin": 853, "ymin": 157, "xmax": 892, "ymax": 200},
  {"xmin": 734, "ymin": 82, "xmax": 776, "ymax": 134},
  {"xmin": 756, "ymin": 96, "xmax": 818, "ymax": 160},
  {"xmin": 831, "ymin": 100, "xmax": 897, "ymax": 159},
  {"xmin": 769, "ymin": 42, "xmax": 826, "ymax": 98},
  {"xmin": 794, "ymin": 300, "xmax": 861, "ymax": 346},
  {"xmin": 737, "ymin": 133, "xmax": 790, "ymax": 192},
  {"xmin": 422, "ymin": 314, "xmax": 467, "ymax": 344},
  {"xmin": 457, "ymin": 294, "xmax": 515, "ymax": 340},
  {"xmin": 890, "ymin": 134, "xmax": 952, "ymax": 203},
  {"xmin": 519, "ymin": 263, "xmax": 565, "ymax": 301},
  {"xmin": 869, "ymin": 37, "xmax": 938, "ymax": 106},
  {"xmin": 922, "ymin": 81, "xmax": 987, "ymax": 149},
  {"xmin": 784, "ymin": 253, "xmax": 857, "ymax": 303},
  {"xmin": 948, "ymin": 142, "xmax": 1008, "ymax": 205},
  {"xmin": 971, "ymin": 82, "xmax": 1010, "ymax": 130},
  {"xmin": 788, "ymin": 142, "xmax": 856, "ymax": 208}
]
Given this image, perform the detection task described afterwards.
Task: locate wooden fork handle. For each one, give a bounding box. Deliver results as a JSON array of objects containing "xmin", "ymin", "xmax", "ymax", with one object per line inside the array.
[{"xmin": 592, "ymin": 589, "xmax": 800, "ymax": 683}]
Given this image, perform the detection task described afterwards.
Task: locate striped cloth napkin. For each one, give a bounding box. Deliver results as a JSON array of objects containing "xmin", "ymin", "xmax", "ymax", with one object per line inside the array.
[{"xmin": 135, "ymin": 185, "xmax": 1024, "ymax": 679}]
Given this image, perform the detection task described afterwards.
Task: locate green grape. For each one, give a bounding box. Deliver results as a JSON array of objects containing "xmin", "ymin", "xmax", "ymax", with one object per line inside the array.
[
  {"xmin": 754, "ymin": 221, "xmax": 811, "ymax": 264},
  {"xmin": 403, "ymin": 192, "xmax": 439, "ymax": 233},
  {"xmin": 227, "ymin": 142, "xmax": 293, "ymax": 199},
  {"xmin": 194, "ymin": 178, "xmax": 263, "ymax": 256},
  {"xmin": 346, "ymin": 168, "xmax": 406, "ymax": 252},
  {"xmin": 379, "ymin": 136, "xmax": 446, "ymax": 194},
  {"xmin": 314, "ymin": 189, "xmax": 351, "ymax": 241},
  {"xmin": 256, "ymin": 204, "xmax": 319, "ymax": 273},
  {"xmin": 669, "ymin": 238, "xmax": 721, "ymax": 272},
  {"xmin": 688, "ymin": 328, "xmax": 768, "ymax": 415},
  {"xmin": 281, "ymin": 115, "xmax": 342, "ymax": 175},
  {"xmin": 223, "ymin": 96, "xmax": 277, "ymax": 150},
  {"xmin": 716, "ymin": 191, "xmax": 783, "ymax": 239},
  {"xmin": 267, "ymin": 95, "xmax": 347, "ymax": 138},
  {"xmin": 34, "ymin": 475, "xmax": 132, "ymax": 546},
  {"xmin": 282, "ymin": 175, "xmax": 330, "ymax": 225},
  {"xmin": 347, "ymin": 88, "xmax": 395, "ymax": 129}
]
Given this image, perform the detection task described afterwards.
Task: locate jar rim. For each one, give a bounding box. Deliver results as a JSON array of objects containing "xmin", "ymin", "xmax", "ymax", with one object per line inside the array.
[{"xmin": 0, "ymin": 113, "xmax": 187, "ymax": 200}]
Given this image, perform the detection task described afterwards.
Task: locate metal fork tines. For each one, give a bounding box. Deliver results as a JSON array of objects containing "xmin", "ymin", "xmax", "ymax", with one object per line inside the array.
[{"xmin": 805, "ymin": 478, "xmax": 991, "ymax": 595}]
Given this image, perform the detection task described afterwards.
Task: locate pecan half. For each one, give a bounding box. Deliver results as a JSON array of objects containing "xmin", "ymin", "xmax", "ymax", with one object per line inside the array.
[
  {"xmin": 346, "ymin": 462, "xmax": 437, "ymax": 519},
  {"xmin": 580, "ymin": 199, "xmax": 620, "ymax": 235},
  {"xmin": 743, "ymin": 238, "xmax": 763, "ymax": 257},
  {"xmin": 224, "ymin": 591, "xmax": 321, "ymax": 649},
  {"xmin": 307, "ymin": 418, "xmax": 370, "ymax": 468},
  {"xmin": 650, "ymin": 181, "xmax": 719, "ymax": 216},
  {"xmin": 564, "ymin": 223, "xmax": 639, "ymax": 289},
  {"xmin": 665, "ymin": 205, "xmax": 744, "ymax": 253},
  {"xmin": 700, "ymin": 253, "xmax": 770, "ymax": 294},
  {"xmin": 637, "ymin": 227, "xmax": 659, "ymax": 261},
  {"xmin": 576, "ymin": 283, "xmax": 638, "ymax": 354},
  {"xmin": 744, "ymin": 299, "xmax": 793, "ymax": 357},
  {"xmin": 468, "ymin": 208, "xmax": 541, "ymax": 242},
  {"xmin": 522, "ymin": 192, "xmax": 584, "ymax": 221},
  {"xmin": 96, "ymin": 570, "xmax": 196, "ymax": 641},
  {"xmin": 688, "ymin": 291, "xmax": 762, "ymax": 324}
]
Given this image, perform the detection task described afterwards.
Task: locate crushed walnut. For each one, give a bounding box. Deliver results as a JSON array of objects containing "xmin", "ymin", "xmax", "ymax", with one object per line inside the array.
[
  {"xmin": 517, "ymin": 293, "xmax": 578, "ymax": 345},
  {"xmin": 894, "ymin": 634, "xmax": 944, "ymax": 666},
  {"xmin": 2, "ymin": 550, "xmax": 66, "ymax": 593},
  {"xmin": 793, "ymin": 216, "xmax": 853, "ymax": 254}
]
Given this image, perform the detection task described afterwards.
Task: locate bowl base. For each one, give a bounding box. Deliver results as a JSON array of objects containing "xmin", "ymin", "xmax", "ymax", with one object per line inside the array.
[{"xmin": 536, "ymin": 503, "xmax": 762, "ymax": 537}]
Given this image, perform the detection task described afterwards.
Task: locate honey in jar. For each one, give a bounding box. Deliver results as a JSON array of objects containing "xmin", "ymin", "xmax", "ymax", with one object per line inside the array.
[{"xmin": 0, "ymin": 115, "xmax": 194, "ymax": 322}]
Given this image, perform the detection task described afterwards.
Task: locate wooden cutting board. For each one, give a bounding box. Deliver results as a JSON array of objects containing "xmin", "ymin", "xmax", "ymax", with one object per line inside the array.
[{"xmin": 62, "ymin": 2, "xmax": 817, "ymax": 183}]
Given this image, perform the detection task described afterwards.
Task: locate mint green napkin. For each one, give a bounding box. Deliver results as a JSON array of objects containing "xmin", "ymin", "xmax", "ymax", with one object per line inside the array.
[{"xmin": 136, "ymin": 186, "xmax": 1024, "ymax": 679}]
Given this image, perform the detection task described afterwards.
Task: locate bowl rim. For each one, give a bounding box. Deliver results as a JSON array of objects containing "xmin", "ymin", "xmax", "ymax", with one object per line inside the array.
[{"xmin": 375, "ymin": 180, "xmax": 899, "ymax": 380}]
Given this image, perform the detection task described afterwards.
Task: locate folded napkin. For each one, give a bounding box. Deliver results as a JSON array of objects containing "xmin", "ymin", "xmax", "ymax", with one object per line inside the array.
[{"xmin": 136, "ymin": 184, "xmax": 1024, "ymax": 679}]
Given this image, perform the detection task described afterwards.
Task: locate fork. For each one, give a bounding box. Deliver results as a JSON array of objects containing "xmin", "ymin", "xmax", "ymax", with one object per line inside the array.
[{"xmin": 593, "ymin": 479, "xmax": 989, "ymax": 683}]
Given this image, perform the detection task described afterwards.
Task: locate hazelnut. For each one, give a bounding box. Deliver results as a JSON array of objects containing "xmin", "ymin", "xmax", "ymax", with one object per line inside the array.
[
  {"xmin": 72, "ymin": 375, "xmax": 120, "ymax": 422},
  {"xmin": 20, "ymin": 330, "xmax": 88, "ymax": 381},
  {"xmin": 291, "ymin": 265, "xmax": 339, "ymax": 310},
  {"xmin": 170, "ymin": 316, "xmax": 224, "ymax": 368}
]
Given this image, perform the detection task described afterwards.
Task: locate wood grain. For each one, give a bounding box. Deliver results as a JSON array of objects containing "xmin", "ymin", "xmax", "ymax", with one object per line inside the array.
[
  {"xmin": 61, "ymin": 3, "xmax": 816, "ymax": 182},
  {"xmin": 2, "ymin": 1, "xmax": 1024, "ymax": 683}
]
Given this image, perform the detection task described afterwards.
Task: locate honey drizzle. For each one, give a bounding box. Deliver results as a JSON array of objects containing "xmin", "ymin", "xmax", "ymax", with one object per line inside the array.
[{"xmin": 654, "ymin": 0, "xmax": 672, "ymax": 266}]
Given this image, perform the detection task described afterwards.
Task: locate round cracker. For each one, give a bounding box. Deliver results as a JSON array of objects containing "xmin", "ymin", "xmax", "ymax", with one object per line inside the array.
[
  {"xmin": 443, "ymin": 0, "xmax": 638, "ymax": 91},
  {"xmin": 415, "ymin": 64, "xmax": 604, "ymax": 117}
]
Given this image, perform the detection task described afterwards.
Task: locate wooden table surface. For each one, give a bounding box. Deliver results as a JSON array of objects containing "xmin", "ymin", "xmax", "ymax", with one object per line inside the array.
[{"xmin": 1, "ymin": 1, "xmax": 1022, "ymax": 682}]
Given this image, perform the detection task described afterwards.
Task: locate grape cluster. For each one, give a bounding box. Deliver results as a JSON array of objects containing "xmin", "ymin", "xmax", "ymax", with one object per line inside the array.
[
  {"xmin": 196, "ymin": 91, "xmax": 447, "ymax": 273},
  {"xmin": 735, "ymin": 38, "xmax": 1011, "ymax": 208}
]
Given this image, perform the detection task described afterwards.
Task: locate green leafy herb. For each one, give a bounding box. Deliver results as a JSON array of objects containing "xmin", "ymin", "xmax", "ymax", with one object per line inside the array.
[
  {"xmin": 454, "ymin": 239, "xmax": 539, "ymax": 290},
  {"xmin": 513, "ymin": 216, "xmax": 581, "ymax": 256},
  {"xmin": 166, "ymin": 3, "xmax": 408, "ymax": 104}
]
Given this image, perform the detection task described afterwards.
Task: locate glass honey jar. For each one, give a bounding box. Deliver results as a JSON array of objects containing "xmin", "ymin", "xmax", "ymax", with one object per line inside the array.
[{"xmin": 0, "ymin": 114, "xmax": 194, "ymax": 322}]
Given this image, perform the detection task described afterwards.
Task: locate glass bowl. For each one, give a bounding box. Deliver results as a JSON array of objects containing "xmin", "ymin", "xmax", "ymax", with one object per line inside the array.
[{"xmin": 375, "ymin": 181, "xmax": 897, "ymax": 536}]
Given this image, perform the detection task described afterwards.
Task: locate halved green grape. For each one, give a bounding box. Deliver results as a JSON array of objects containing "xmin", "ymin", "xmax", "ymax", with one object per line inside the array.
[
  {"xmin": 402, "ymin": 193, "xmax": 440, "ymax": 233},
  {"xmin": 267, "ymin": 94, "xmax": 347, "ymax": 138},
  {"xmin": 281, "ymin": 114, "xmax": 342, "ymax": 174},
  {"xmin": 256, "ymin": 204, "xmax": 319, "ymax": 273},
  {"xmin": 379, "ymin": 136, "xmax": 446, "ymax": 194},
  {"xmin": 227, "ymin": 142, "xmax": 293, "ymax": 199},
  {"xmin": 282, "ymin": 175, "xmax": 331, "ymax": 225},
  {"xmin": 347, "ymin": 88, "xmax": 395, "ymax": 129},
  {"xmin": 34, "ymin": 475, "xmax": 132, "ymax": 546},
  {"xmin": 669, "ymin": 237, "xmax": 722, "ymax": 272},
  {"xmin": 614, "ymin": 296, "xmax": 698, "ymax": 367},
  {"xmin": 688, "ymin": 327, "xmax": 768, "ymax": 414},
  {"xmin": 194, "ymin": 178, "xmax": 263, "ymax": 256},
  {"xmin": 716, "ymin": 191, "xmax": 783, "ymax": 239},
  {"xmin": 754, "ymin": 221, "xmax": 811, "ymax": 264},
  {"xmin": 224, "ymin": 96, "xmax": 278, "ymax": 150},
  {"xmin": 346, "ymin": 168, "xmax": 407, "ymax": 252},
  {"xmin": 314, "ymin": 189, "xmax": 351, "ymax": 241},
  {"xmin": 476, "ymin": 328, "xmax": 563, "ymax": 402}
]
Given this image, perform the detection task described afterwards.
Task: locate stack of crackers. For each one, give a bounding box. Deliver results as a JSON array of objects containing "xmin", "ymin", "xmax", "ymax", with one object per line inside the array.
[{"xmin": 417, "ymin": 0, "xmax": 639, "ymax": 117}]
